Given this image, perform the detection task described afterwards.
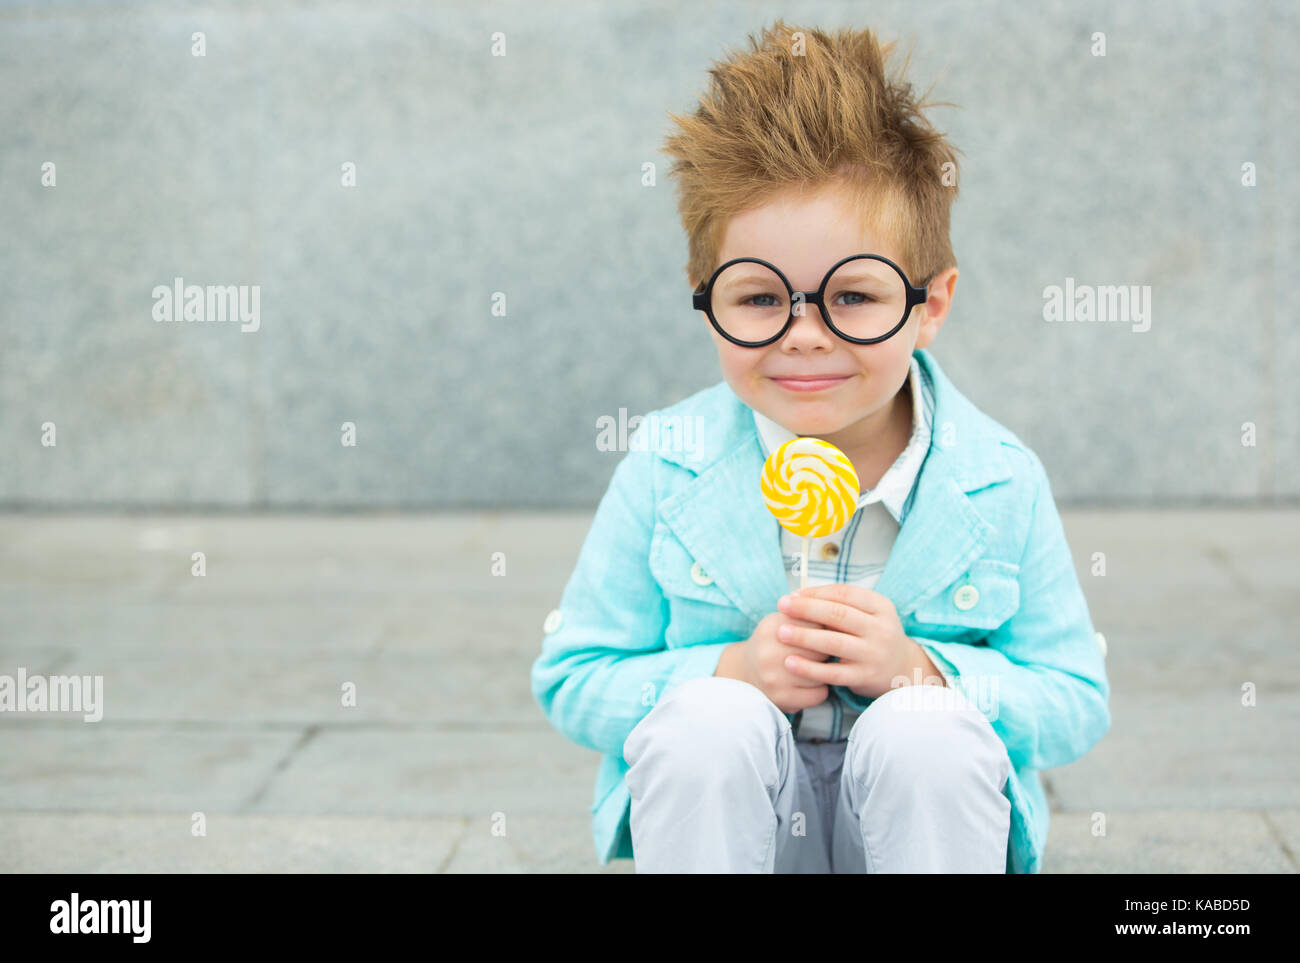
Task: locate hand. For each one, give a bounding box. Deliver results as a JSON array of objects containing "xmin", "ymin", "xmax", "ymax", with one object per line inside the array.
[
  {"xmin": 775, "ymin": 584, "xmax": 947, "ymax": 699},
  {"xmin": 715, "ymin": 611, "xmax": 833, "ymax": 714}
]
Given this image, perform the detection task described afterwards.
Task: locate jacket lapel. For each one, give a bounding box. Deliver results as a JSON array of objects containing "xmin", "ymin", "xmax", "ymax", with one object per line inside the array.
[
  {"xmin": 872, "ymin": 441, "xmax": 1001, "ymax": 616},
  {"xmin": 658, "ymin": 435, "xmax": 789, "ymax": 624}
]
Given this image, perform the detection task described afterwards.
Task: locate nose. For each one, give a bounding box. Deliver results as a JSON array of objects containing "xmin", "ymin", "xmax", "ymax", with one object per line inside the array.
[{"xmin": 779, "ymin": 299, "xmax": 836, "ymax": 350}]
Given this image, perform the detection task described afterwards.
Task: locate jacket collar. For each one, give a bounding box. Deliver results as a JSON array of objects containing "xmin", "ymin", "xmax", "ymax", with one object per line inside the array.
[{"xmin": 654, "ymin": 349, "xmax": 1016, "ymax": 623}]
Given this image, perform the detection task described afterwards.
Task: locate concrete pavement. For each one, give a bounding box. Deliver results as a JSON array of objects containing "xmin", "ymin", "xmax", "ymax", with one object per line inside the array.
[{"xmin": 1, "ymin": 509, "xmax": 1296, "ymax": 872}]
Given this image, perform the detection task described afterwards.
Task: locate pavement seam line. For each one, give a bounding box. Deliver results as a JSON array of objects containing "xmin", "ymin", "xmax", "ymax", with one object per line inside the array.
[
  {"xmin": 1259, "ymin": 810, "xmax": 1298, "ymax": 872},
  {"xmin": 435, "ymin": 816, "xmax": 472, "ymax": 874},
  {"xmin": 1203, "ymin": 543, "xmax": 1257, "ymax": 598},
  {"xmin": 238, "ymin": 724, "xmax": 322, "ymax": 811}
]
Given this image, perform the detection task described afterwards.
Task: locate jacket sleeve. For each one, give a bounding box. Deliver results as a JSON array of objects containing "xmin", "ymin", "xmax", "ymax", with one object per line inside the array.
[
  {"xmin": 842, "ymin": 448, "xmax": 1112, "ymax": 772},
  {"xmin": 530, "ymin": 446, "xmax": 734, "ymax": 760}
]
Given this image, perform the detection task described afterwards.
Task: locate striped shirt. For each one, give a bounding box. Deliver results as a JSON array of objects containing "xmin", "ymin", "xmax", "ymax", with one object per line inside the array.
[{"xmin": 751, "ymin": 354, "xmax": 942, "ymax": 741}]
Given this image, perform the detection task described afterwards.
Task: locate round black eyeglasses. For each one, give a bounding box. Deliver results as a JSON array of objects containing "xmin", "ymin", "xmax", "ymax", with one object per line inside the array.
[{"xmin": 691, "ymin": 253, "xmax": 930, "ymax": 347}]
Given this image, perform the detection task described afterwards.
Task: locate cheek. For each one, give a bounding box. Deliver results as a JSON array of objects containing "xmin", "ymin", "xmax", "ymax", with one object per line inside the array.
[
  {"xmin": 714, "ymin": 341, "xmax": 757, "ymax": 380},
  {"xmin": 714, "ymin": 346, "xmax": 769, "ymax": 405},
  {"xmin": 850, "ymin": 349, "xmax": 897, "ymax": 382}
]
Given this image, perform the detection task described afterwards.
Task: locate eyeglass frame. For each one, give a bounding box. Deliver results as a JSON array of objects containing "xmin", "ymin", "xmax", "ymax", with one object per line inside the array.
[{"xmin": 691, "ymin": 253, "xmax": 931, "ymax": 347}]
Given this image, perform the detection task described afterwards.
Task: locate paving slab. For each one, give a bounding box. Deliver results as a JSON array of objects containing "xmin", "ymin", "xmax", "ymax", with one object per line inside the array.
[
  {"xmin": 1048, "ymin": 691, "xmax": 1300, "ymax": 810},
  {"xmin": 249, "ymin": 728, "xmax": 602, "ymax": 819},
  {"xmin": 0, "ymin": 647, "xmax": 539, "ymax": 725},
  {"xmin": 0, "ymin": 725, "xmax": 303, "ymax": 813},
  {"xmin": 1041, "ymin": 809, "xmax": 1297, "ymax": 873},
  {"xmin": 1, "ymin": 509, "xmax": 1296, "ymax": 873},
  {"xmin": 0, "ymin": 811, "xmax": 467, "ymax": 873}
]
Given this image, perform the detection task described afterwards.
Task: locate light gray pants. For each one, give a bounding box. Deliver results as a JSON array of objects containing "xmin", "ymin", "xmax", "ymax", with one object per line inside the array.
[{"xmin": 623, "ymin": 675, "xmax": 1012, "ymax": 873}]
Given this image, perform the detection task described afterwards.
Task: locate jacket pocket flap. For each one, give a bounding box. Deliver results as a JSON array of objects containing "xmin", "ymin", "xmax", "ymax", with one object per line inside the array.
[
  {"xmin": 910, "ymin": 558, "xmax": 1021, "ymax": 630},
  {"xmin": 648, "ymin": 523, "xmax": 736, "ymax": 608}
]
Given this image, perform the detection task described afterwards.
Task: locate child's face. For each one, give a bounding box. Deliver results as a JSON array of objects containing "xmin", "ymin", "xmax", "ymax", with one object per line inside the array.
[{"xmin": 705, "ymin": 181, "xmax": 956, "ymax": 447}]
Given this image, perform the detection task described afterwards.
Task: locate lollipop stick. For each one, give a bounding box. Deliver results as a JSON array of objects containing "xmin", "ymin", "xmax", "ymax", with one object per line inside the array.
[{"xmin": 800, "ymin": 534, "xmax": 808, "ymax": 590}]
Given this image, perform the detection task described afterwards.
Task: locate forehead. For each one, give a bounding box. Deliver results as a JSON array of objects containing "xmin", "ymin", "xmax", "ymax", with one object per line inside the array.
[{"xmin": 716, "ymin": 181, "xmax": 904, "ymax": 281}]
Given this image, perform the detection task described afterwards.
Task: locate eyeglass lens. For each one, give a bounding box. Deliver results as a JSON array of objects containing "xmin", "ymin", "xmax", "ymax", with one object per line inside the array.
[{"xmin": 708, "ymin": 259, "xmax": 909, "ymax": 343}]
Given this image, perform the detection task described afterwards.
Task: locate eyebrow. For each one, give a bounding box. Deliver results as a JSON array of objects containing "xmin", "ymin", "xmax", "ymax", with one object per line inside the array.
[
  {"xmin": 719, "ymin": 273, "xmax": 783, "ymax": 288},
  {"xmin": 717, "ymin": 265, "xmax": 895, "ymax": 289},
  {"xmin": 826, "ymin": 269, "xmax": 891, "ymax": 283}
]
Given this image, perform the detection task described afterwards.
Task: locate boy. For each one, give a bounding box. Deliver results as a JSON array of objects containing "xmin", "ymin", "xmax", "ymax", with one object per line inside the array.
[{"xmin": 530, "ymin": 20, "xmax": 1110, "ymax": 873}]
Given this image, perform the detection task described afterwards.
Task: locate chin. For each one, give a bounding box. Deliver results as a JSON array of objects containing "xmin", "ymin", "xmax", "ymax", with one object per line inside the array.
[{"xmin": 776, "ymin": 408, "xmax": 844, "ymax": 435}]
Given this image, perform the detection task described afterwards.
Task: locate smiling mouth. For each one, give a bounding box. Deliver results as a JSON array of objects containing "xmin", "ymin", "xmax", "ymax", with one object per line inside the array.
[{"xmin": 770, "ymin": 375, "xmax": 852, "ymax": 392}]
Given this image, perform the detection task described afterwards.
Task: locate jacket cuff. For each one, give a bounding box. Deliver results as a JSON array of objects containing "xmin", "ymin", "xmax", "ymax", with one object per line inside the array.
[
  {"xmin": 915, "ymin": 640, "xmax": 961, "ymax": 689},
  {"xmin": 663, "ymin": 640, "xmax": 737, "ymax": 693},
  {"xmin": 831, "ymin": 641, "xmax": 961, "ymax": 712},
  {"xmin": 833, "ymin": 684, "xmax": 873, "ymax": 712}
]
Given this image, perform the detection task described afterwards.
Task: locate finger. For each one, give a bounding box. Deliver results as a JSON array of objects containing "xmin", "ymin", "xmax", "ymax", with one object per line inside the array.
[
  {"xmin": 789, "ymin": 686, "xmax": 829, "ymax": 710},
  {"xmin": 783, "ymin": 654, "xmax": 856, "ymax": 687},
  {"xmin": 781, "ymin": 642, "xmax": 831, "ymax": 663},
  {"xmin": 777, "ymin": 622, "xmax": 864, "ymax": 661},
  {"xmin": 774, "ymin": 616, "xmax": 828, "ymax": 644},
  {"xmin": 787, "ymin": 673, "xmax": 827, "ymax": 689},
  {"xmin": 779, "ymin": 614, "xmax": 823, "ymax": 629},
  {"xmin": 794, "ymin": 583, "xmax": 888, "ymax": 616},
  {"xmin": 782, "ymin": 593, "xmax": 872, "ymax": 638}
]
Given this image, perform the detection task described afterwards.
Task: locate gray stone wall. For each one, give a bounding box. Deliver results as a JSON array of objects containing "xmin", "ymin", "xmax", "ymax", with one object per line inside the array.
[{"xmin": 2, "ymin": 0, "xmax": 1294, "ymax": 507}]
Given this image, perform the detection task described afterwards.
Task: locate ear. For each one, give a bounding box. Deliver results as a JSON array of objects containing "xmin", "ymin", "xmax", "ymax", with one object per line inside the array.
[{"xmin": 914, "ymin": 267, "xmax": 957, "ymax": 350}]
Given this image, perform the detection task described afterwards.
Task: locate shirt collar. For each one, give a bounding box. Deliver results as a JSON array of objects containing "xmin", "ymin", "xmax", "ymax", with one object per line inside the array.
[{"xmin": 751, "ymin": 355, "xmax": 932, "ymax": 525}]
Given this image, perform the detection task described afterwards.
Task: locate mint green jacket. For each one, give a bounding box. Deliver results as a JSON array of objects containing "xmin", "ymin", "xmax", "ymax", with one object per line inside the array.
[{"xmin": 531, "ymin": 348, "xmax": 1111, "ymax": 872}]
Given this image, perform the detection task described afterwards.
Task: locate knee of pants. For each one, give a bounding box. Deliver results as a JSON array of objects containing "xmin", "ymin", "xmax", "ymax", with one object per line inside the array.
[
  {"xmin": 623, "ymin": 675, "xmax": 785, "ymax": 772},
  {"xmin": 845, "ymin": 683, "xmax": 1011, "ymax": 788}
]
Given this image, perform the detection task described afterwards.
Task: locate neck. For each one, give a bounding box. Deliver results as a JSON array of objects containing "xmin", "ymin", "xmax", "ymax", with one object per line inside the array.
[{"xmin": 820, "ymin": 381, "xmax": 914, "ymax": 493}]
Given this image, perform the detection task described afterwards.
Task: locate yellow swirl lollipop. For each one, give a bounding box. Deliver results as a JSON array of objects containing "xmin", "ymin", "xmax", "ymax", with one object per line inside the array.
[{"xmin": 761, "ymin": 437, "xmax": 860, "ymax": 587}]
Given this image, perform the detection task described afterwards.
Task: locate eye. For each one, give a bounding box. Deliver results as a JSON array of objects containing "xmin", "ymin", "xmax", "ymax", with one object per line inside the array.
[
  {"xmin": 742, "ymin": 293, "xmax": 783, "ymax": 308},
  {"xmin": 834, "ymin": 291, "xmax": 875, "ymax": 307}
]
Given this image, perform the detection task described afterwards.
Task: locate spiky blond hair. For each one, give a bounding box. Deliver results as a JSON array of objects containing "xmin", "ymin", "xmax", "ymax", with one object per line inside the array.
[{"xmin": 662, "ymin": 19, "xmax": 961, "ymax": 291}]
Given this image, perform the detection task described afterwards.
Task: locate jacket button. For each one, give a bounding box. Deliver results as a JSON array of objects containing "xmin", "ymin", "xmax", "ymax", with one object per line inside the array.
[
  {"xmin": 543, "ymin": 608, "xmax": 564, "ymax": 634},
  {"xmin": 690, "ymin": 561, "xmax": 714, "ymax": 586},
  {"xmin": 953, "ymin": 584, "xmax": 979, "ymax": 610},
  {"xmin": 819, "ymin": 542, "xmax": 840, "ymax": 560}
]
